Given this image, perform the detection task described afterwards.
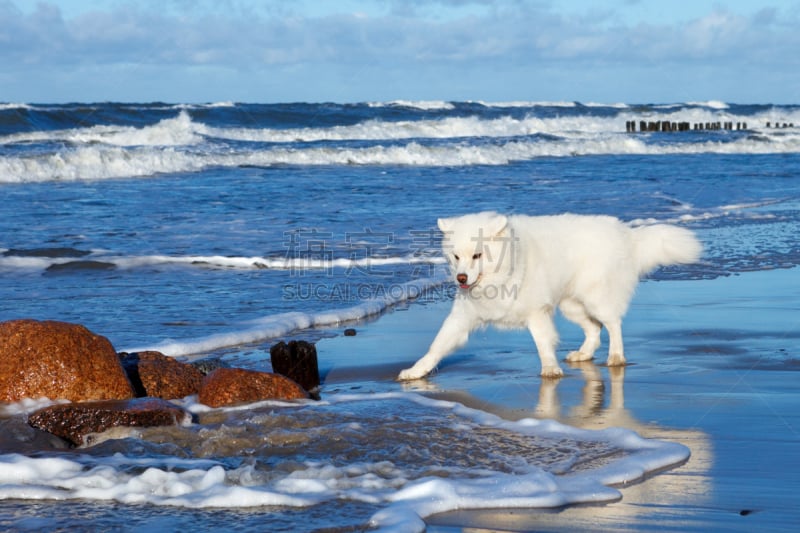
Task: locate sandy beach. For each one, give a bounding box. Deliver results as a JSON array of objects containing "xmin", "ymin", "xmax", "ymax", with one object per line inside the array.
[{"xmin": 319, "ymin": 266, "xmax": 800, "ymax": 531}]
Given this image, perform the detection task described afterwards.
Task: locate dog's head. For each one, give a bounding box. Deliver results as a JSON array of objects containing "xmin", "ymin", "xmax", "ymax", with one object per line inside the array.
[{"xmin": 438, "ymin": 212, "xmax": 511, "ymax": 290}]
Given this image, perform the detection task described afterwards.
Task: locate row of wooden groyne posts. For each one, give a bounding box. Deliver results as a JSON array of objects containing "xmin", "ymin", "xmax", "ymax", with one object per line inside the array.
[{"xmin": 625, "ymin": 120, "xmax": 795, "ymax": 132}]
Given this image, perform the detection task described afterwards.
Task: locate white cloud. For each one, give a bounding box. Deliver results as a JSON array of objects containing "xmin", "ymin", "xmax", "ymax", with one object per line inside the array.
[{"xmin": 0, "ymin": 0, "xmax": 798, "ymax": 102}]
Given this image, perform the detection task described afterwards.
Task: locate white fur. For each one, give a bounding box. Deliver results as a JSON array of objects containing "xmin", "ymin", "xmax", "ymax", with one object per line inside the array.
[{"xmin": 398, "ymin": 212, "xmax": 702, "ymax": 380}]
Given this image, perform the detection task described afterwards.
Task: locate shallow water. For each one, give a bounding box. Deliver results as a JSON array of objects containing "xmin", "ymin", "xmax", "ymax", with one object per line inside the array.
[{"xmin": 0, "ymin": 392, "xmax": 691, "ymax": 531}]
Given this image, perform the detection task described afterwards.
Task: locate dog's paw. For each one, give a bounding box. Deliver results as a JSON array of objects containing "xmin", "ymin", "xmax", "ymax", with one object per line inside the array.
[
  {"xmin": 540, "ymin": 365, "xmax": 565, "ymax": 379},
  {"xmin": 606, "ymin": 353, "xmax": 627, "ymax": 366},
  {"xmin": 566, "ymin": 350, "xmax": 593, "ymax": 363},
  {"xmin": 398, "ymin": 367, "xmax": 428, "ymax": 381}
]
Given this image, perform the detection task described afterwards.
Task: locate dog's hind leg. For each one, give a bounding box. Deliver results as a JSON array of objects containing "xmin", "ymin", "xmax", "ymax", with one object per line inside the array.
[
  {"xmin": 527, "ymin": 309, "xmax": 564, "ymax": 378},
  {"xmin": 560, "ymin": 298, "xmax": 602, "ymax": 362}
]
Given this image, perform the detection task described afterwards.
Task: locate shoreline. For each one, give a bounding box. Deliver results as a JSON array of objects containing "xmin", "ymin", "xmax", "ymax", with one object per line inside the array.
[
  {"xmin": 316, "ymin": 266, "xmax": 800, "ymax": 531},
  {"xmin": 0, "ymin": 267, "xmax": 797, "ymax": 531}
]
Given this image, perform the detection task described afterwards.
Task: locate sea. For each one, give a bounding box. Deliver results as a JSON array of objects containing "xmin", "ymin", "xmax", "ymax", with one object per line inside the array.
[{"xmin": 0, "ymin": 100, "xmax": 799, "ymax": 531}]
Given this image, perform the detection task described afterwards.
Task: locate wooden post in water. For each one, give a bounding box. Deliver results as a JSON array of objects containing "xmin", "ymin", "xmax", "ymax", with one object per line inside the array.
[{"xmin": 625, "ymin": 119, "xmax": 749, "ymax": 133}]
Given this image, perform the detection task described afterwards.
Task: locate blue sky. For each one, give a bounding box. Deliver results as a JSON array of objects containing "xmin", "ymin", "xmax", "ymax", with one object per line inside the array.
[{"xmin": 1, "ymin": 0, "xmax": 798, "ymax": 103}]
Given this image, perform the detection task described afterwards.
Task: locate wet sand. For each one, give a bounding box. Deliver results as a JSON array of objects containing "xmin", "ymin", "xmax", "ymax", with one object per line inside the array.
[{"xmin": 319, "ymin": 266, "xmax": 800, "ymax": 531}]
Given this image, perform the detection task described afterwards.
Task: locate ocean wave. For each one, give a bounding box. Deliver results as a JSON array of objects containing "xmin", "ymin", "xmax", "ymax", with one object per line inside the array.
[
  {"xmin": 197, "ymin": 106, "xmax": 798, "ymax": 144},
  {"xmin": 686, "ymin": 100, "xmax": 730, "ymax": 109},
  {"xmin": 204, "ymin": 114, "xmax": 558, "ymax": 143},
  {"xmin": 173, "ymin": 101, "xmax": 236, "ymax": 109},
  {"xmin": 0, "ymin": 251, "xmax": 445, "ymax": 272},
  {"xmin": 0, "ymin": 111, "xmax": 203, "ymax": 147},
  {"xmin": 4, "ymin": 105, "xmax": 799, "ymax": 155},
  {"xmin": 0, "ymin": 103, "xmax": 33, "ymax": 111},
  {"xmin": 122, "ymin": 276, "xmax": 446, "ymax": 356},
  {"xmin": 583, "ymin": 101, "xmax": 630, "ymax": 108},
  {"xmin": 471, "ymin": 100, "xmax": 578, "ymax": 108},
  {"xmin": 628, "ymin": 199, "xmax": 784, "ymax": 227},
  {"xmin": 2, "ymin": 133, "xmax": 800, "ymax": 182},
  {"xmin": 367, "ymin": 100, "xmax": 456, "ymax": 110}
]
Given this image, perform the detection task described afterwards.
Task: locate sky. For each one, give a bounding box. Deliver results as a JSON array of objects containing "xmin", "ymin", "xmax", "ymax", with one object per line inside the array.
[{"xmin": 1, "ymin": 0, "xmax": 799, "ymax": 104}]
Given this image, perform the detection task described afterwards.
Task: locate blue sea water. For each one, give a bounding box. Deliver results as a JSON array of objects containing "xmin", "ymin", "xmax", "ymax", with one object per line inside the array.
[
  {"xmin": 1, "ymin": 100, "xmax": 799, "ymax": 531},
  {"xmin": 2, "ymin": 100, "xmax": 799, "ymax": 352}
]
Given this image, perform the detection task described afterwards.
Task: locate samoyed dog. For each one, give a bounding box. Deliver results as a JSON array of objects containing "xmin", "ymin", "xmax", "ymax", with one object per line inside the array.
[{"xmin": 398, "ymin": 212, "xmax": 702, "ymax": 380}]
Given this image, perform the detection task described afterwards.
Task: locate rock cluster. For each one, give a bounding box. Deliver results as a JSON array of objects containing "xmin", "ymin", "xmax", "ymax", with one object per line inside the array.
[{"xmin": 0, "ymin": 319, "xmax": 320, "ymax": 448}]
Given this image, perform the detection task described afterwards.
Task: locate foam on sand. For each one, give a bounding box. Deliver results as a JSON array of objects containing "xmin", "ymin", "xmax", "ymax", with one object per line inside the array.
[{"xmin": 0, "ymin": 393, "xmax": 689, "ymax": 532}]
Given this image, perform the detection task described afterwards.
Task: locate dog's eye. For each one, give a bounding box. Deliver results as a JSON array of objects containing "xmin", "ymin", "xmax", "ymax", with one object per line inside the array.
[
  {"xmin": 472, "ymin": 253, "xmax": 482, "ymax": 260},
  {"xmin": 453, "ymin": 254, "xmax": 460, "ymax": 261}
]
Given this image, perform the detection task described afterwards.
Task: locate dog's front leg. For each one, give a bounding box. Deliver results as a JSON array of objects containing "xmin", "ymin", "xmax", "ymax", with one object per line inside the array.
[
  {"xmin": 398, "ymin": 310, "xmax": 471, "ymax": 380},
  {"xmin": 527, "ymin": 310, "xmax": 564, "ymax": 378}
]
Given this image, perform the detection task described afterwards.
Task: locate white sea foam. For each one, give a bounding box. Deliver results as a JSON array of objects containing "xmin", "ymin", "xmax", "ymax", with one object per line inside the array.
[
  {"xmin": 173, "ymin": 101, "xmax": 236, "ymax": 109},
  {"xmin": 0, "ymin": 103, "xmax": 33, "ymax": 110},
  {"xmin": 368, "ymin": 100, "xmax": 456, "ymax": 110},
  {"xmin": 0, "ymin": 252, "xmax": 445, "ymax": 272},
  {"xmin": 470, "ymin": 100, "xmax": 573, "ymax": 108},
  {"xmin": 2, "ymin": 132, "xmax": 800, "ymax": 183},
  {"xmin": 0, "ymin": 393, "xmax": 689, "ymax": 532},
  {"xmin": 687, "ymin": 100, "xmax": 730, "ymax": 109},
  {"xmin": 628, "ymin": 198, "xmax": 787, "ymax": 227},
  {"xmin": 2, "ymin": 105, "xmax": 800, "ymax": 183},
  {"xmin": 583, "ymin": 101, "xmax": 630, "ymax": 108},
  {"xmin": 0, "ymin": 397, "xmax": 68, "ymax": 417},
  {"xmin": 122, "ymin": 276, "xmax": 446, "ymax": 356},
  {"xmin": 0, "ymin": 111, "xmax": 204, "ymax": 147},
  {"xmin": 204, "ymin": 114, "xmax": 563, "ymax": 143},
  {"xmin": 4, "ymin": 105, "xmax": 798, "ymax": 152}
]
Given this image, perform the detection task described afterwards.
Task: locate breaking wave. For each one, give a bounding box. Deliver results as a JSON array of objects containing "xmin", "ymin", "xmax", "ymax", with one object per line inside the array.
[
  {"xmin": 2, "ymin": 133, "xmax": 799, "ymax": 183},
  {"xmin": 1, "ymin": 101, "xmax": 799, "ymax": 183}
]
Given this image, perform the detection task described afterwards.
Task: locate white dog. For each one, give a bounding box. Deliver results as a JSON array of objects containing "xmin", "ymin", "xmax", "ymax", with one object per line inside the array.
[{"xmin": 399, "ymin": 212, "xmax": 702, "ymax": 380}]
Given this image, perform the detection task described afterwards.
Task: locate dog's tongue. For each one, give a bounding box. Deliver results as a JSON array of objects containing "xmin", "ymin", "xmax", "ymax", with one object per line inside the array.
[{"xmin": 459, "ymin": 283, "xmax": 470, "ymax": 289}]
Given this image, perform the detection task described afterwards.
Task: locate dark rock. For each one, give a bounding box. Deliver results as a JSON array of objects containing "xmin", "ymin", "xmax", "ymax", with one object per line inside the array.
[
  {"xmin": 0, "ymin": 319, "xmax": 134, "ymax": 403},
  {"xmin": 44, "ymin": 260, "xmax": 117, "ymax": 272},
  {"xmin": 198, "ymin": 368, "xmax": 309, "ymax": 408},
  {"xmin": 343, "ymin": 328, "xmax": 357, "ymax": 336},
  {"xmin": 269, "ymin": 340, "xmax": 320, "ymax": 392},
  {"xmin": 119, "ymin": 351, "xmax": 204, "ymax": 399},
  {"xmin": 0, "ymin": 413, "xmax": 71, "ymax": 453},
  {"xmin": 27, "ymin": 397, "xmax": 191, "ymax": 447},
  {"xmin": 189, "ymin": 356, "xmax": 231, "ymax": 376}
]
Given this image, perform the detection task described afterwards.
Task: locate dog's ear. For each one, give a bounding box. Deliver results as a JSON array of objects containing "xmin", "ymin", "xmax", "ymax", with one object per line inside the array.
[
  {"xmin": 487, "ymin": 214, "xmax": 508, "ymax": 236},
  {"xmin": 437, "ymin": 217, "xmax": 453, "ymax": 232}
]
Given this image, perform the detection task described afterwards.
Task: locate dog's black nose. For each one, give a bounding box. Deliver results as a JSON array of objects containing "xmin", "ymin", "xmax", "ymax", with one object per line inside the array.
[{"xmin": 456, "ymin": 273, "xmax": 468, "ymax": 285}]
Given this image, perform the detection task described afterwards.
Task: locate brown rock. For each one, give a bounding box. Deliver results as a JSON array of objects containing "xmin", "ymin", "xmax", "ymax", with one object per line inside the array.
[
  {"xmin": 120, "ymin": 351, "xmax": 204, "ymax": 399},
  {"xmin": 27, "ymin": 397, "xmax": 191, "ymax": 447},
  {"xmin": 269, "ymin": 340, "xmax": 320, "ymax": 392},
  {"xmin": 199, "ymin": 368, "xmax": 309, "ymax": 408},
  {"xmin": 0, "ymin": 319, "xmax": 134, "ymax": 403}
]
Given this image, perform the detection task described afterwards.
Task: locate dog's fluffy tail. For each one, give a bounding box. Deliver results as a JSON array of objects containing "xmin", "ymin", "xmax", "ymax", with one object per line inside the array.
[{"xmin": 632, "ymin": 224, "xmax": 702, "ymax": 276}]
